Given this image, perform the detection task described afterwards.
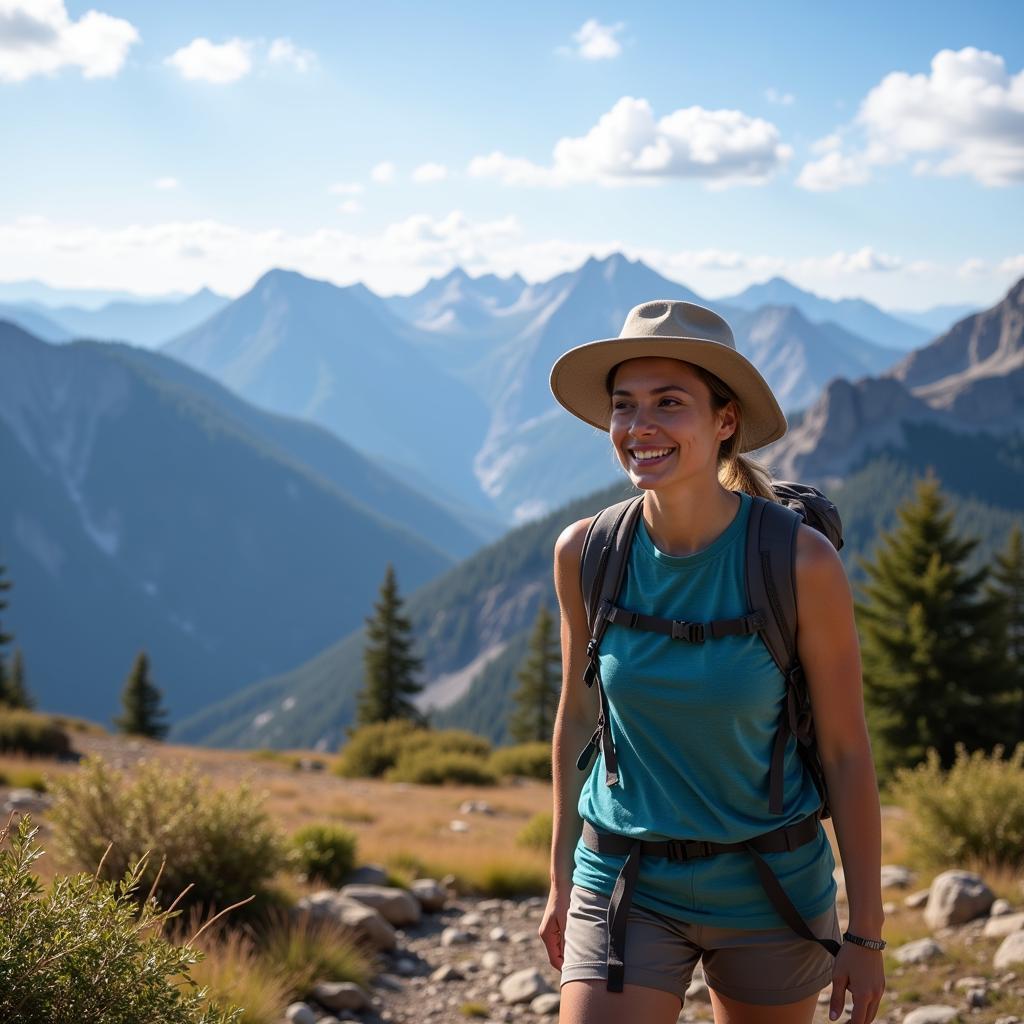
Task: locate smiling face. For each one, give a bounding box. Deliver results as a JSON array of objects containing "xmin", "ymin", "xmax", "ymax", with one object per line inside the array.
[{"xmin": 608, "ymin": 356, "xmax": 738, "ymax": 489}]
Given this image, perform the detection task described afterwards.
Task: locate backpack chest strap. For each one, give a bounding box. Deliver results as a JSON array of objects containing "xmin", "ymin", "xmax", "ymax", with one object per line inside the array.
[{"xmin": 605, "ymin": 603, "xmax": 766, "ymax": 643}]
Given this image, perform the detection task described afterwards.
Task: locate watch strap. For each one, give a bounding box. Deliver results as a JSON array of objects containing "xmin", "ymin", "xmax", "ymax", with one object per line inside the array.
[{"xmin": 842, "ymin": 930, "xmax": 886, "ymax": 950}]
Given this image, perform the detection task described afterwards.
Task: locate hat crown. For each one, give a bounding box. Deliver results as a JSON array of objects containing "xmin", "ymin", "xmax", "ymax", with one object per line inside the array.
[{"xmin": 621, "ymin": 300, "xmax": 736, "ymax": 351}]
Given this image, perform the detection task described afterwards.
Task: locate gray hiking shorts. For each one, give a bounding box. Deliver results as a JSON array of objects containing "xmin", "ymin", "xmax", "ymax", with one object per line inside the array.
[{"xmin": 560, "ymin": 884, "xmax": 840, "ymax": 1007}]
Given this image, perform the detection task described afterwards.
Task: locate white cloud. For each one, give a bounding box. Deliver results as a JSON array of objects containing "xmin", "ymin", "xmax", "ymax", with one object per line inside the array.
[
  {"xmin": 565, "ymin": 19, "xmax": 624, "ymax": 60},
  {"xmin": 411, "ymin": 161, "xmax": 448, "ymax": 183},
  {"xmin": 957, "ymin": 257, "xmax": 989, "ymax": 278},
  {"xmin": 338, "ymin": 199, "xmax": 361, "ymax": 215},
  {"xmin": 798, "ymin": 47, "xmax": 1024, "ymax": 189},
  {"xmin": 468, "ymin": 96, "xmax": 791, "ymax": 188},
  {"xmin": 0, "ymin": 0, "xmax": 138, "ymax": 82},
  {"xmin": 267, "ymin": 37, "xmax": 315, "ymax": 73},
  {"xmin": 165, "ymin": 37, "xmax": 252, "ymax": 84},
  {"xmin": 765, "ymin": 87, "xmax": 794, "ymax": 106},
  {"xmin": 796, "ymin": 150, "xmax": 871, "ymax": 191},
  {"xmin": 328, "ymin": 181, "xmax": 364, "ymax": 195},
  {"xmin": 370, "ymin": 161, "xmax": 396, "ymax": 183},
  {"xmin": 3, "ymin": 213, "xmax": 1013, "ymax": 310},
  {"xmin": 153, "ymin": 177, "xmax": 179, "ymax": 190}
]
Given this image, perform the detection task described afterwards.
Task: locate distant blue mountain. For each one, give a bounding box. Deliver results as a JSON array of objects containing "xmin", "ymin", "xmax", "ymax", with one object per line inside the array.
[
  {"xmin": 0, "ymin": 279, "xmax": 189, "ymax": 309},
  {"xmin": 889, "ymin": 303, "xmax": 979, "ymax": 335},
  {"xmin": 0, "ymin": 306, "xmax": 71, "ymax": 343},
  {"xmin": 162, "ymin": 268, "xmax": 496, "ymax": 514},
  {"xmin": 719, "ymin": 276, "xmax": 930, "ymax": 352},
  {"xmin": 17, "ymin": 287, "xmax": 230, "ymax": 347}
]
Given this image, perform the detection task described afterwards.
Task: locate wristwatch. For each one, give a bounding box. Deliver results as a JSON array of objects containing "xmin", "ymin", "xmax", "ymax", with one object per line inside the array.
[{"xmin": 843, "ymin": 930, "xmax": 886, "ymax": 951}]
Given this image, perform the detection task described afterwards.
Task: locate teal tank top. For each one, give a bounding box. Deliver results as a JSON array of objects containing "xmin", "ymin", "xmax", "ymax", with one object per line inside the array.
[{"xmin": 573, "ymin": 489, "xmax": 837, "ymax": 929}]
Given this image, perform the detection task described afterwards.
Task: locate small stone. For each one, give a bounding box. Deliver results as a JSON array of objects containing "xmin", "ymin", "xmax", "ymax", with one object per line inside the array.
[
  {"xmin": 894, "ymin": 938, "xmax": 944, "ymax": 965},
  {"xmin": 883, "ymin": 901, "xmax": 898, "ymax": 915},
  {"xmin": 449, "ymin": 819, "xmax": 469, "ymax": 832},
  {"xmin": 953, "ymin": 977, "xmax": 988, "ymax": 992},
  {"xmin": 347, "ymin": 864, "xmax": 390, "ymax": 886},
  {"xmin": 510, "ymin": 930, "xmax": 532, "ymax": 944},
  {"xmin": 2, "ymin": 788, "xmax": 49, "ymax": 814},
  {"xmin": 531, "ymin": 992, "xmax": 561, "ymax": 1015},
  {"xmin": 984, "ymin": 912, "xmax": 1024, "ymax": 938},
  {"xmin": 394, "ymin": 957, "xmax": 417, "ymax": 976},
  {"xmin": 489, "ymin": 926, "xmax": 508, "ymax": 942},
  {"xmin": 441, "ymin": 926, "xmax": 474, "ymax": 947},
  {"xmin": 992, "ymin": 899, "xmax": 1014, "ymax": 917},
  {"xmin": 285, "ymin": 1003, "xmax": 317, "ymax": 1024},
  {"xmin": 902, "ymin": 1007, "xmax": 959, "ymax": 1024},
  {"xmin": 410, "ymin": 878, "xmax": 446, "ymax": 912},
  {"xmin": 310, "ymin": 982, "xmax": 369, "ymax": 1012},
  {"xmin": 481, "ymin": 950, "xmax": 502, "ymax": 970},
  {"xmin": 461, "ymin": 912, "xmax": 484, "ymax": 927},
  {"xmin": 478, "ymin": 898, "xmax": 504, "ymax": 912},
  {"xmin": 881, "ymin": 865, "xmax": 915, "ymax": 889},
  {"xmin": 906, "ymin": 889, "xmax": 931, "ymax": 909},
  {"xmin": 994, "ymin": 1017, "xmax": 1021, "ymax": 1024},
  {"xmin": 339, "ymin": 884, "xmax": 421, "ymax": 926},
  {"xmin": 430, "ymin": 964, "xmax": 464, "ymax": 982},
  {"xmin": 965, "ymin": 987, "xmax": 987, "ymax": 1008},
  {"xmin": 459, "ymin": 800, "xmax": 494, "ymax": 814},
  {"xmin": 499, "ymin": 967, "xmax": 553, "ymax": 1004},
  {"xmin": 994, "ymin": 931, "xmax": 1024, "ymax": 969}
]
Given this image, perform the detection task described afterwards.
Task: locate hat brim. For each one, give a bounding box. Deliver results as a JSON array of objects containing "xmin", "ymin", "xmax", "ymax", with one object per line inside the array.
[{"xmin": 549, "ymin": 335, "xmax": 788, "ymax": 453}]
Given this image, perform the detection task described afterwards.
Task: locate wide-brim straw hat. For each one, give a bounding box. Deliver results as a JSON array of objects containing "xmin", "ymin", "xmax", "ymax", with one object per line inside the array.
[{"xmin": 549, "ymin": 299, "xmax": 787, "ymax": 452}]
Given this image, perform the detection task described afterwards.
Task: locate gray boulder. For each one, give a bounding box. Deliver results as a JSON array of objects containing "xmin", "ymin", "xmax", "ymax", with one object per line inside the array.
[
  {"xmin": 339, "ymin": 884, "xmax": 421, "ymax": 926},
  {"xmin": 310, "ymin": 982, "xmax": 369, "ymax": 1011},
  {"xmin": 994, "ymin": 931, "xmax": 1024, "ymax": 970},
  {"xmin": 903, "ymin": 1007, "xmax": 959, "ymax": 1024},
  {"xmin": 295, "ymin": 891, "xmax": 397, "ymax": 951},
  {"xmin": 500, "ymin": 967, "xmax": 553, "ymax": 1004},
  {"xmin": 924, "ymin": 871, "xmax": 994, "ymax": 928},
  {"xmin": 881, "ymin": 864, "xmax": 914, "ymax": 889},
  {"xmin": 410, "ymin": 878, "xmax": 446, "ymax": 912},
  {"xmin": 531, "ymin": 992, "xmax": 561, "ymax": 1015},
  {"xmin": 3, "ymin": 788, "xmax": 50, "ymax": 814},
  {"xmin": 894, "ymin": 938, "xmax": 944, "ymax": 964},
  {"xmin": 984, "ymin": 912, "xmax": 1024, "ymax": 938},
  {"xmin": 345, "ymin": 864, "xmax": 390, "ymax": 886},
  {"xmin": 284, "ymin": 1003, "xmax": 317, "ymax": 1024}
]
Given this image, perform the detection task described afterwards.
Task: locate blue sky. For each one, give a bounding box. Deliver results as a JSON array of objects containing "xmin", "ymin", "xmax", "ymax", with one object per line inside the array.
[{"xmin": 2, "ymin": 0, "xmax": 1022, "ymax": 308}]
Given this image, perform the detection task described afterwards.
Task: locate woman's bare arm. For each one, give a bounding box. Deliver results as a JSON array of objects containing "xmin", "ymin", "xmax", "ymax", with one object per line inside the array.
[
  {"xmin": 795, "ymin": 523, "xmax": 885, "ymax": 1024},
  {"xmin": 549, "ymin": 515, "xmax": 600, "ymax": 887}
]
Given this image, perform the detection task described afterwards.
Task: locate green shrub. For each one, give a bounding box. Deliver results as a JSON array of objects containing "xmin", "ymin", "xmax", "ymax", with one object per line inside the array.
[
  {"xmin": 291, "ymin": 824, "xmax": 358, "ymax": 887},
  {"xmin": 0, "ymin": 710, "xmax": 71, "ymax": 757},
  {"xmin": 397, "ymin": 728, "xmax": 493, "ymax": 760},
  {"xmin": 48, "ymin": 756, "xmax": 287, "ymax": 913},
  {"xmin": 0, "ymin": 815, "xmax": 238, "ymax": 1024},
  {"xmin": 257, "ymin": 908, "xmax": 372, "ymax": 995},
  {"xmin": 516, "ymin": 811, "xmax": 553, "ymax": 852},
  {"xmin": 333, "ymin": 719, "xmax": 424, "ymax": 778},
  {"xmin": 460, "ymin": 1002, "xmax": 490, "ymax": 1018},
  {"xmin": 0, "ymin": 766, "xmax": 48, "ymax": 791},
  {"xmin": 490, "ymin": 742, "xmax": 552, "ymax": 781},
  {"xmin": 386, "ymin": 750, "xmax": 498, "ymax": 786},
  {"xmin": 890, "ymin": 743, "xmax": 1024, "ymax": 870}
]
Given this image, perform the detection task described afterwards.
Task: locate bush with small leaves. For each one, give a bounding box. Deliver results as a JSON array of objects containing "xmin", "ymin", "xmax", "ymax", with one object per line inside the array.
[
  {"xmin": 0, "ymin": 815, "xmax": 239, "ymax": 1024},
  {"xmin": 516, "ymin": 811, "xmax": 553, "ymax": 852},
  {"xmin": 291, "ymin": 823, "xmax": 358, "ymax": 887},
  {"xmin": 890, "ymin": 742, "xmax": 1024, "ymax": 871},
  {"xmin": 386, "ymin": 750, "xmax": 498, "ymax": 786},
  {"xmin": 0, "ymin": 709, "xmax": 70, "ymax": 757},
  {"xmin": 48, "ymin": 756, "xmax": 287, "ymax": 914},
  {"xmin": 489, "ymin": 741, "xmax": 552, "ymax": 781},
  {"xmin": 333, "ymin": 719, "xmax": 425, "ymax": 778}
]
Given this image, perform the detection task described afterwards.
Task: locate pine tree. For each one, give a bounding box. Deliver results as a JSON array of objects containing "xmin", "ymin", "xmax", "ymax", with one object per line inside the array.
[
  {"xmin": 985, "ymin": 522, "xmax": 1024, "ymax": 738},
  {"xmin": 0, "ymin": 562, "xmax": 12, "ymax": 705},
  {"xmin": 115, "ymin": 651, "xmax": 169, "ymax": 739},
  {"xmin": 355, "ymin": 564, "xmax": 424, "ymax": 727},
  {"xmin": 4, "ymin": 648, "xmax": 33, "ymax": 710},
  {"xmin": 508, "ymin": 602, "xmax": 561, "ymax": 743},
  {"xmin": 855, "ymin": 474, "xmax": 1010, "ymax": 777}
]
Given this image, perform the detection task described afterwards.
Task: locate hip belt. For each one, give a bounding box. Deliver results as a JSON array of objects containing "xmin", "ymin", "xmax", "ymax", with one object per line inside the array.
[{"xmin": 580, "ymin": 812, "xmax": 840, "ymax": 993}]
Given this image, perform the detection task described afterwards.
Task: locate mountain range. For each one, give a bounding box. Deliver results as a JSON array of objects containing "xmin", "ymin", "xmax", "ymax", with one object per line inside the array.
[
  {"xmin": 174, "ymin": 276, "xmax": 1024, "ymax": 748},
  {"xmin": 0, "ymin": 320, "xmax": 504, "ymax": 721}
]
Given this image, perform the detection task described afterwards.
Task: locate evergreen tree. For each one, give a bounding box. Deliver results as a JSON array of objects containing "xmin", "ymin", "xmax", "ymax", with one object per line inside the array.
[
  {"xmin": 4, "ymin": 648, "xmax": 33, "ymax": 710},
  {"xmin": 508, "ymin": 602, "xmax": 561, "ymax": 743},
  {"xmin": 0, "ymin": 562, "xmax": 12, "ymax": 704},
  {"xmin": 115, "ymin": 651, "xmax": 169, "ymax": 739},
  {"xmin": 855, "ymin": 474, "xmax": 1010, "ymax": 777},
  {"xmin": 355, "ymin": 564, "xmax": 424, "ymax": 727},
  {"xmin": 985, "ymin": 522, "xmax": 1024, "ymax": 737}
]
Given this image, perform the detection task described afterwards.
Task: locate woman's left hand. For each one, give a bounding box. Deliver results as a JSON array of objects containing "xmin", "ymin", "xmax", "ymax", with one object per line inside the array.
[{"xmin": 830, "ymin": 943, "xmax": 886, "ymax": 1024}]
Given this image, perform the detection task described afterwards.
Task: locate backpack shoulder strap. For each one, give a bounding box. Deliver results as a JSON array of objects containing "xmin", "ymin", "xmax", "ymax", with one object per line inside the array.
[
  {"xmin": 745, "ymin": 495, "xmax": 801, "ymax": 675},
  {"xmin": 580, "ymin": 494, "xmax": 645, "ymax": 633}
]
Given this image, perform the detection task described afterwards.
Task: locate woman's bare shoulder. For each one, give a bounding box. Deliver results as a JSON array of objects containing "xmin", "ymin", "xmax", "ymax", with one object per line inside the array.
[{"xmin": 553, "ymin": 515, "xmax": 595, "ymax": 570}]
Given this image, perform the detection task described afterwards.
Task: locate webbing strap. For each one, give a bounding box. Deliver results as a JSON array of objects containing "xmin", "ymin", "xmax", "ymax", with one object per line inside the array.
[
  {"xmin": 580, "ymin": 814, "xmax": 836, "ymax": 992},
  {"xmin": 605, "ymin": 604, "xmax": 765, "ymax": 643}
]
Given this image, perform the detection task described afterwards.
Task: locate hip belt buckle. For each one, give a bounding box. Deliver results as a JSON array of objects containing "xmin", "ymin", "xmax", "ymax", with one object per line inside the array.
[{"xmin": 666, "ymin": 838, "xmax": 714, "ymax": 862}]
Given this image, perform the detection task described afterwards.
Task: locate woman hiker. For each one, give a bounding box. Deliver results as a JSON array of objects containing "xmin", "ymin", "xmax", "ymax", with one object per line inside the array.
[{"xmin": 539, "ymin": 300, "xmax": 886, "ymax": 1024}]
